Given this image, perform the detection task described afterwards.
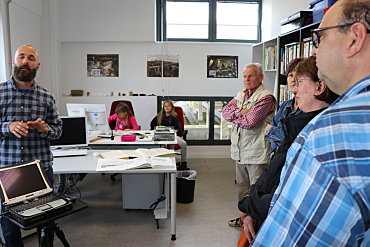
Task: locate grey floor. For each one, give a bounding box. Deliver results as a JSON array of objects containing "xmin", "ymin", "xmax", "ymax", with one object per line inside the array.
[{"xmin": 22, "ymin": 158, "xmax": 242, "ymax": 247}]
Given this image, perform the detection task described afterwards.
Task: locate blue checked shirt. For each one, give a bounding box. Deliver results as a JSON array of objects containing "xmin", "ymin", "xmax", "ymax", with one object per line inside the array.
[
  {"xmin": 0, "ymin": 77, "xmax": 62, "ymax": 170},
  {"xmin": 252, "ymin": 75, "xmax": 370, "ymax": 247}
]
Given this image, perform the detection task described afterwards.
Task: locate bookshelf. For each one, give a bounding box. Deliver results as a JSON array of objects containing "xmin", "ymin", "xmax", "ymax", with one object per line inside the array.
[
  {"xmin": 252, "ymin": 37, "xmax": 280, "ymax": 100},
  {"xmin": 277, "ymin": 21, "xmax": 321, "ymax": 105},
  {"xmin": 252, "ymin": 22, "xmax": 321, "ymax": 106}
]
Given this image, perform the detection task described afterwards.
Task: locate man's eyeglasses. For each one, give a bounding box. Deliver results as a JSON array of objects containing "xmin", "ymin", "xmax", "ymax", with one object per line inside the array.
[
  {"xmin": 295, "ymin": 78, "xmax": 310, "ymax": 87},
  {"xmin": 310, "ymin": 22, "xmax": 370, "ymax": 48}
]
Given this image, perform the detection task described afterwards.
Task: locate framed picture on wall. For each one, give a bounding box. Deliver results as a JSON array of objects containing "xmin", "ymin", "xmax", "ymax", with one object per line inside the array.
[
  {"xmin": 207, "ymin": 55, "xmax": 238, "ymax": 78},
  {"xmin": 147, "ymin": 54, "xmax": 179, "ymax": 77},
  {"xmin": 87, "ymin": 54, "xmax": 119, "ymax": 77}
]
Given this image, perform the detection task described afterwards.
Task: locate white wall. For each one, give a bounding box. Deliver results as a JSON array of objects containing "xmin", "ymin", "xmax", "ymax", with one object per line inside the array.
[
  {"xmin": 61, "ymin": 42, "xmax": 252, "ymax": 97},
  {"xmin": 0, "ymin": 0, "xmax": 8, "ymax": 82},
  {"xmin": 40, "ymin": 0, "xmax": 61, "ymax": 97},
  {"xmin": 58, "ymin": 0, "xmax": 253, "ymax": 99},
  {"xmin": 9, "ymin": 0, "xmax": 43, "ymax": 83},
  {"xmin": 59, "ymin": 0, "xmax": 155, "ymax": 43}
]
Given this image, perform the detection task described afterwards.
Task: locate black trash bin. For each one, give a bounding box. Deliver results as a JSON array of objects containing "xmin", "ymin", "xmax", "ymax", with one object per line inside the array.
[{"xmin": 176, "ymin": 170, "xmax": 197, "ymax": 203}]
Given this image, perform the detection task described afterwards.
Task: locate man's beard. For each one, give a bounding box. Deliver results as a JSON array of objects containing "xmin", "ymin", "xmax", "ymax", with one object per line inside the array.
[{"xmin": 13, "ymin": 64, "xmax": 37, "ymax": 82}]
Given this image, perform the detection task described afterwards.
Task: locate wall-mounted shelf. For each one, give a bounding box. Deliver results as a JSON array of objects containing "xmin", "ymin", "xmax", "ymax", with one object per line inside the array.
[{"xmin": 252, "ymin": 22, "xmax": 321, "ymax": 106}]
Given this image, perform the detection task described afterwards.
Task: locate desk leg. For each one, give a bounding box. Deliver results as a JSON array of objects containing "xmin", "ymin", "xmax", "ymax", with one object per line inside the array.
[{"xmin": 171, "ymin": 172, "xmax": 176, "ymax": 240}]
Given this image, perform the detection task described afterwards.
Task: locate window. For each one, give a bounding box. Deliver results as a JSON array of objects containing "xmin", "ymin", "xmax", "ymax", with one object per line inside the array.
[
  {"xmin": 157, "ymin": 96, "xmax": 233, "ymax": 145},
  {"xmin": 157, "ymin": 0, "xmax": 261, "ymax": 43},
  {"xmin": 166, "ymin": 1, "xmax": 209, "ymax": 39}
]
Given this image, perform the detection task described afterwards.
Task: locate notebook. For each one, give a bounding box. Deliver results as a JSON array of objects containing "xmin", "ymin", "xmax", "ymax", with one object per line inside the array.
[{"xmin": 0, "ymin": 160, "xmax": 74, "ymax": 226}]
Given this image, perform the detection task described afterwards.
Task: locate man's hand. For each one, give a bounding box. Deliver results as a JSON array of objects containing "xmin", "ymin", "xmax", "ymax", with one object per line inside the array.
[
  {"xmin": 242, "ymin": 215, "xmax": 256, "ymax": 243},
  {"xmin": 240, "ymin": 109, "xmax": 251, "ymax": 116},
  {"xmin": 27, "ymin": 118, "xmax": 50, "ymax": 133},
  {"xmin": 9, "ymin": 121, "xmax": 29, "ymax": 138},
  {"xmin": 264, "ymin": 124, "xmax": 272, "ymax": 136}
]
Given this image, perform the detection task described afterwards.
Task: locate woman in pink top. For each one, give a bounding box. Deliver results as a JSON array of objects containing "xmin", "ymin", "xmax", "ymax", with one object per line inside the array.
[{"xmin": 108, "ymin": 103, "xmax": 139, "ymax": 131}]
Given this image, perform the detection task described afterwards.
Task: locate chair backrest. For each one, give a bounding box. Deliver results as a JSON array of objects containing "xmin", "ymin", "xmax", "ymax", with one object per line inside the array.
[
  {"xmin": 174, "ymin": 106, "xmax": 184, "ymax": 137},
  {"xmin": 109, "ymin": 100, "xmax": 135, "ymax": 130},
  {"xmin": 110, "ymin": 100, "xmax": 135, "ymax": 116}
]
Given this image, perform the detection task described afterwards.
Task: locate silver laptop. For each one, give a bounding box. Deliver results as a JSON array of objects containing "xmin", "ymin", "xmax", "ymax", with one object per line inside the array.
[{"xmin": 0, "ymin": 160, "xmax": 66, "ymax": 217}]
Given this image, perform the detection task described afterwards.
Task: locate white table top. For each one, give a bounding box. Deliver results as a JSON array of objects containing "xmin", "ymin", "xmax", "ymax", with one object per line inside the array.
[{"xmin": 53, "ymin": 149, "xmax": 177, "ymax": 174}]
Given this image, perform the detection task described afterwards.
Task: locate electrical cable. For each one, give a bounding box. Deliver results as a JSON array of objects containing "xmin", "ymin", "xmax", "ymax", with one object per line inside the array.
[
  {"xmin": 67, "ymin": 174, "xmax": 82, "ymax": 201},
  {"xmin": 57, "ymin": 174, "xmax": 68, "ymax": 195},
  {"xmin": 149, "ymin": 173, "xmax": 167, "ymax": 229}
]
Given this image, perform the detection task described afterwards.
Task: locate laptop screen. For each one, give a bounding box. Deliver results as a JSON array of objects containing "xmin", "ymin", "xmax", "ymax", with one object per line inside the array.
[{"xmin": 0, "ymin": 160, "xmax": 53, "ymax": 206}]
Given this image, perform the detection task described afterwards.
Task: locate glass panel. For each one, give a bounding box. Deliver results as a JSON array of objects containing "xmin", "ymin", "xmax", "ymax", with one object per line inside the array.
[
  {"xmin": 165, "ymin": 101, "xmax": 210, "ymax": 140},
  {"xmin": 166, "ymin": 1, "xmax": 209, "ymax": 39},
  {"xmin": 216, "ymin": 1, "xmax": 258, "ymax": 40},
  {"xmin": 214, "ymin": 100, "xmax": 232, "ymax": 140}
]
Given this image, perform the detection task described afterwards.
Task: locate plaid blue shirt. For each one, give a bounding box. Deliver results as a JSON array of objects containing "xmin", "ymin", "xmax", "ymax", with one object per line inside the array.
[
  {"xmin": 0, "ymin": 77, "xmax": 62, "ymax": 170},
  {"xmin": 252, "ymin": 75, "xmax": 370, "ymax": 246}
]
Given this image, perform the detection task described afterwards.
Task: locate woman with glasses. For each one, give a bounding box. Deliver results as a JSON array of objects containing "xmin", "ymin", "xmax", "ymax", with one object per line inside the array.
[
  {"xmin": 264, "ymin": 58, "xmax": 303, "ymax": 158},
  {"xmin": 237, "ymin": 56, "xmax": 339, "ymax": 243}
]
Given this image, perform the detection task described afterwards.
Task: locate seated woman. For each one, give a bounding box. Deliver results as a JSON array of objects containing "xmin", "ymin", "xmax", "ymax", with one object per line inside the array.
[
  {"xmin": 237, "ymin": 56, "xmax": 339, "ymax": 243},
  {"xmin": 264, "ymin": 58, "xmax": 303, "ymax": 158},
  {"xmin": 150, "ymin": 100, "xmax": 188, "ymax": 170},
  {"xmin": 108, "ymin": 102, "xmax": 139, "ymax": 131}
]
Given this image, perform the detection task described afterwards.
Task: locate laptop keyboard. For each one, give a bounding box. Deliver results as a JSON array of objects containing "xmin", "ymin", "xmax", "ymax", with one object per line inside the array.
[
  {"xmin": 10, "ymin": 194, "xmax": 58, "ymax": 212},
  {"xmin": 6, "ymin": 194, "xmax": 75, "ymax": 226},
  {"xmin": 52, "ymin": 149, "xmax": 87, "ymax": 157}
]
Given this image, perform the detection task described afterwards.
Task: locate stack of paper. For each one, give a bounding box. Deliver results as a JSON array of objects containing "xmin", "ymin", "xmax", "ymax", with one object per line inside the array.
[
  {"xmin": 100, "ymin": 150, "xmax": 129, "ymax": 159},
  {"xmin": 96, "ymin": 156, "xmax": 175, "ymax": 171},
  {"xmin": 135, "ymin": 148, "xmax": 175, "ymax": 157}
]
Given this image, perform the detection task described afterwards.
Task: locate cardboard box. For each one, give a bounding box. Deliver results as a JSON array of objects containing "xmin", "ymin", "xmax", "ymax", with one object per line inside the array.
[{"xmin": 71, "ymin": 90, "xmax": 83, "ymax": 96}]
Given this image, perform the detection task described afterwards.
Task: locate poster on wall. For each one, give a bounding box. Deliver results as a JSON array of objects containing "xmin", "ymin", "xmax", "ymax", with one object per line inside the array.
[
  {"xmin": 147, "ymin": 54, "xmax": 179, "ymax": 77},
  {"xmin": 87, "ymin": 54, "xmax": 119, "ymax": 77},
  {"xmin": 207, "ymin": 55, "xmax": 238, "ymax": 78}
]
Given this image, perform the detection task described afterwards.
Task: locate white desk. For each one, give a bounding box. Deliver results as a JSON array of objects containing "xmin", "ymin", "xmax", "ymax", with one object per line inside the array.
[
  {"xmin": 53, "ymin": 149, "xmax": 177, "ymax": 240},
  {"xmin": 88, "ymin": 130, "xmax": 177, "ymax": 148}
]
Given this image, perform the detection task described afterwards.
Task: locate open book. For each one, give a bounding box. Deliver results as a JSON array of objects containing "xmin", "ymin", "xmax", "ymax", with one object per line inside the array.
[
  {"xmin": 96, "ymin": 156, "xmax": 175, "ymax": 171},
  {"xmin": 100, "ymin": 150, "xmax": 129, "ymax": 159},
  {"xmin": 135, "ymin": 148, "xmax": 175, "ymax": 157}
]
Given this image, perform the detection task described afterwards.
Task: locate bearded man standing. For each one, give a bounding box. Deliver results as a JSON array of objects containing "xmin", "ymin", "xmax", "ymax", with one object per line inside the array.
[{"xmin": 0, "ymin": 45, "xmax": 62, "ymax": 247}]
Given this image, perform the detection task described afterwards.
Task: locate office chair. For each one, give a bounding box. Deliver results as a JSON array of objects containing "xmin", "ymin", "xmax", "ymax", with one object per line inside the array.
[
  {"xmin": 168, "ymin": 106, "xmax": 188, "ymax": 169},
  {"xmin": 108, "ymin": 100, "xmax": 135, "ymax": 130},
  {"xmin": 108, "ymin": 100, "xmax": 135, "ymax": 182},
  {"xmin": 174, "ymin": 106, "xmax": 188, "ymax": 142}
]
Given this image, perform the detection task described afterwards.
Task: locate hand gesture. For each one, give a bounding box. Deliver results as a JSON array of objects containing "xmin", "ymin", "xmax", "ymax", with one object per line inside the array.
[
  {"xmin": 9, "ymin": 121, "xmax": 29, "ymax": 138},
  {"xmin": 27, "ymin": 118, "xmax": 50, "ymax": 133},
  {"xmin": 264, "ymin": 124, "xmax": 272, "ymax": 136}
]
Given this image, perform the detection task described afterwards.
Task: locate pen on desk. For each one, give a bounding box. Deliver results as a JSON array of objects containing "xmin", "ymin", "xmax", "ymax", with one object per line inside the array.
[{"xmin": 89, "ymin": 136, "xmax": 102, "ymax": 143}]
